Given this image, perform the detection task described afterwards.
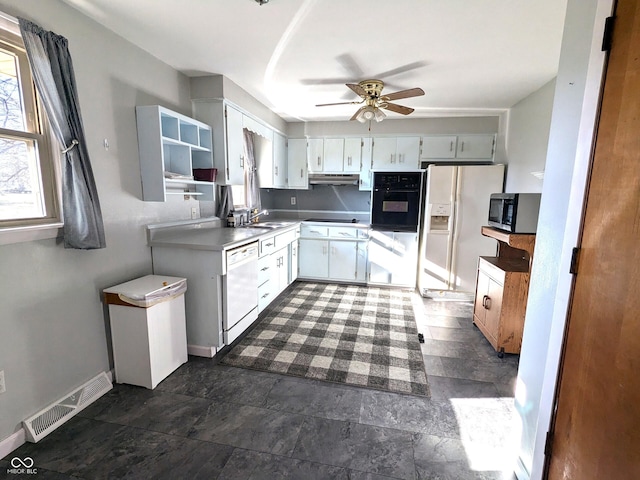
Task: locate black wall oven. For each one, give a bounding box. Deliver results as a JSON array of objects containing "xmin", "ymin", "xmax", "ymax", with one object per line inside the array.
[{"xmin": 371, "ymin": 171, "xmax": 423, "ymax": 231}]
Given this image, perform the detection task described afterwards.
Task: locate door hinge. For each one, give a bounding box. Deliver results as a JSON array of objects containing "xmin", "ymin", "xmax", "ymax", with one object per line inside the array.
[
  {"xmin": 569, "ymin": 247, "xmax": 580, "ymax": 275},
  {"xmin": 544, "ymin": 431, "xmax": 554, "ymax": 456},
  {"xmin": 602, "ymin": 16, "xmax": 615, "ymax": 51}
]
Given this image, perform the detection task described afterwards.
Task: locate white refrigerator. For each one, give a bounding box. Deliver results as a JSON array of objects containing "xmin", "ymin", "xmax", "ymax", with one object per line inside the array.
[{"xmin": 419, "ymin": 164, "xmax": 505, "ymax": 296}]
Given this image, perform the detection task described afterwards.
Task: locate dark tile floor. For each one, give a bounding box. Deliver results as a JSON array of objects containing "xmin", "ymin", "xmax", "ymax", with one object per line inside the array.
[{"xmin": 2, "ymin": 288, "xmax": 520, "ymax": 480}]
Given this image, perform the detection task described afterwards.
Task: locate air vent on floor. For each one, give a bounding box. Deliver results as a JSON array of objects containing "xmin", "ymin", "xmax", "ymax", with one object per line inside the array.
[{"xmin": 23, "ymin": 372, "xmax": 112, "ymax": 442}]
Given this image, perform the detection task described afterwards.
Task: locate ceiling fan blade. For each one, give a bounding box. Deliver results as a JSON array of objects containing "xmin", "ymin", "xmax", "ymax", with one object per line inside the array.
[
  {"xmin": 300, "ymin": 77, "xmax": 351, "ymax": 86},
  {"xmin": 350, "ymin": 106, "xmax": 366, "ymax": 121},
  {"xmin": 382, "ymin": 87, "xmax": 425, "ymax": 101},
  {"xmin": 374, "ymin": 61, "xmax": 428, "ymax": 79},
  {"xmin": 381, "ymin": 102, "xmax": 415, "ymax": 115},
  {"xmin": 316, "ymin": 101, "xmax": 360, "ymax": 107},
  {"xmin": 346, "ymin": 83, "xmax": 367, "ymax": 97}
]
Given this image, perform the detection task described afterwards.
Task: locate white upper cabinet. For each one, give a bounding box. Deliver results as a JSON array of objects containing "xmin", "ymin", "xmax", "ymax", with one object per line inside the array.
[
  {"xmin": 259, "ymin": 131, "xmax": 286, "ymax": 189},
  {"xmin": 421, "ymin": 135, "xmax": 458, "ymax": 159},
  {"xmin": 456, "ymin": 134, "xmax": 495, "ymax": 159},
  {"xmin": 421, "ymin": 134, "xmax": 495, "ymax": 160},
  {"xmin": 371, "ymin": 136, "xmax": 421, "ymax": 170},
  {"xmin": 272, "ymin": 132, "xmax": 287, "ymax": 188},
  {"xmin": 308, "ymin": 138, "xmax": 324, "ymax": 173},
  {"xmin": 287, "ymin": 138, "xmax": 308, "ymax": 189},
  {"xmin": 359, "ymin": 137, "xmax": 373, "ymax": 191},
  {"xmin": 136, "ymin": 105, "xmax": 215, "ymax": 202},
  {"xmin": 192, "ymin": 100, "xmax": 245, "ymax": 186},
  {"xmin": 343, "ymin": 138, "xmax": 362, "ymax": 173},
  {"xmin": 323, "ymin": 138, "xmax": 345, "ymax": 172}
]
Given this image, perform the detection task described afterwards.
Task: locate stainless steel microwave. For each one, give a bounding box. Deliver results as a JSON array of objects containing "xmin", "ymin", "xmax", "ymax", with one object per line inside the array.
[{"xmin": 488, "ymin": 193, "xmax": 541, "ymax": 233}]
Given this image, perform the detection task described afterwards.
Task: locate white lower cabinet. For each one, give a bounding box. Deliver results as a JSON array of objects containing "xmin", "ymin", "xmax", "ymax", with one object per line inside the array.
[
  {"xmin": 298, "ymin": 224, "xmax": 368, "ymax": 283},
  {"xmin": 299, "ymin": 239, "xmax": 329, "ymax": 278},
  {"xmin": 367, "ymin": 230, "xmax": 419, "ymax": 287},
  {"xmin": 257, "ymin": 226, "xmax": 299, "ymax": 313}
]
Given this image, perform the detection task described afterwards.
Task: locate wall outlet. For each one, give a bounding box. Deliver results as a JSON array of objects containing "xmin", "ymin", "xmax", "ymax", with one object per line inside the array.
[
  {"xmin": 0, "ymin": 370, "xmax": 5, "ymax": 394},
  {"xmin": 191, "ymin": 207, "xmax": 198, "ymax": 219},
  {"xmin": 290, "ymin": 196, "xmax": 296, "ymax": 205}
]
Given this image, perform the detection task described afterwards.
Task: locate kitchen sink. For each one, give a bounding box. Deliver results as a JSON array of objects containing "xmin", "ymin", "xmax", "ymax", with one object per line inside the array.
[{"xmin": 238, "ymin": 221, "xmax": 294, "ymax": 230}]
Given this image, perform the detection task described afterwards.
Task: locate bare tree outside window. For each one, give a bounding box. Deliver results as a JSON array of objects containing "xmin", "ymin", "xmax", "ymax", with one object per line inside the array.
[{"xmin": 0, "ymin": 25, "xmax": 57, "ymax": 227}]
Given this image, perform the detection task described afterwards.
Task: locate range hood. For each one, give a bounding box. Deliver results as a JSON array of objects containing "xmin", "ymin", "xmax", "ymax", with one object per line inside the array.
[{"xmin": 308, "ymin": 173, "xmax": 359, "ymax": 185}]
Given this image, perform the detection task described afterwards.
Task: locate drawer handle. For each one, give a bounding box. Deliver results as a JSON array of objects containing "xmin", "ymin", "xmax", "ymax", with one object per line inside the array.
[
  {"xmin": 261, "ymin": 293, "xmax": 270, "ymax": 299},
  {"xmin": 265, "ymin": 242, "xmax": 273, "ymax": 247},
  {"xmin": 261, "ymin": 267, "xmax": 269, "ymax": 271}
]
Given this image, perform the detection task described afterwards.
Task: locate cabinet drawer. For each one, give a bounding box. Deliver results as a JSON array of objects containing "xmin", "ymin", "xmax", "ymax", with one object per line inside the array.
[
  {"xmin": 478, "ymin": 257, "xmax": 506, "ymax": 285},
  {"xmin": 301, "ymin": 225, "xmax": 329, "ymax": 237},
  {"xmin": 258, "ymin": 255, "xmax": 272, "ymax": 285},
  {"xmin": 258, "ymin": 280, "xmax": 274, "ymax": 312},
  {"xmin": 328, "ymin": 226, "xmax": 358, "ymax": 239},
  {"xmin": 275, "ymin": 229, "xmax": 297, "ymax": 248},
  {"xmin": 259, "ymin": 236, "xmax": 276, "ymax": 256}
]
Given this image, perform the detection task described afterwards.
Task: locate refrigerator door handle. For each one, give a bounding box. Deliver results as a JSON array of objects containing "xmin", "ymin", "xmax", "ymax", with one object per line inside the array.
[{"xmin": 449, "ymin": 167, "xmax": 463, "ymax": 289}]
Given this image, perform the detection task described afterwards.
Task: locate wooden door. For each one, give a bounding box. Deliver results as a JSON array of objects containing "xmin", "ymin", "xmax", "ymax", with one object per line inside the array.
[{"xmin": 546, "ymin": 1, "xmax": 640, "ymax": 478}]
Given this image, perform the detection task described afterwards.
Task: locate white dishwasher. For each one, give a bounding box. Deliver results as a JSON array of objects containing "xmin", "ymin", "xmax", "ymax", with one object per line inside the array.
[{"xmin": 223, "ymin": 241, "xmax": 259, "ymax": 344}]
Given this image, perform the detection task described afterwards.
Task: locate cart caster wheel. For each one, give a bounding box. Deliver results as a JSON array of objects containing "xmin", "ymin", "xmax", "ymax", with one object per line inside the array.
[
  {"xmin": 472, "ymin": 322, "xmax": 478, "ymax": 328},
  {"xmin": 497, "ymin": 348, "xmax": 504, "ymax": 359}
]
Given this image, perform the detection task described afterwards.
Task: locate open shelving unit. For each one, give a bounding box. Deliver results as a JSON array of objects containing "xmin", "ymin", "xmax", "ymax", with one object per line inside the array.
[{"xmin": 136, "ymin": 105, "xmax": 215, "ymax": 202}]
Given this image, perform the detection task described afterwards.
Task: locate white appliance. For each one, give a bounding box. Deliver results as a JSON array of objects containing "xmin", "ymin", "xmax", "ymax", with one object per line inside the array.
[
  {"xmin": 223, "ymin": 242, "xmax": 259, "ymax": 344},
  {"xmin": 419, "ymin": 164, "xmax": 505, "ymax": 296}
]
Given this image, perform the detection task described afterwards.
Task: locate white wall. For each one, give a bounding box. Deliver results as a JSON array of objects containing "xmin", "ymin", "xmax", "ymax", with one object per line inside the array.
[
  {"xmin": 504, "ymin": 79, "xmax": 556, "ymax": 192},
  {"xmin": 514, "ymin": 1, "xmax": 614, "ymax": 478},
  {"xmin": 287, "ymin": 116, "xmax": 500, "ymax": 138},
  {"xmin": 0, "ymin": 0, "xmax": 199, "ymax": 442}
]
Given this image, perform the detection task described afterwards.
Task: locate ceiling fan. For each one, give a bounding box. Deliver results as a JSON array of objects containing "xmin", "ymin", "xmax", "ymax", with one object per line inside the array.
[{"xmin": 316, "ymin": 79, "xmax": 425, "ymax": 123}]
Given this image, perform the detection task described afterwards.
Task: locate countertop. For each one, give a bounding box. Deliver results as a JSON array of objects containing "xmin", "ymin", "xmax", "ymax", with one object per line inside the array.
[
  {"xmin": 147, "ymin": 217, "xmax": 372, "ymax": 252},
  {"xmin": 148, "ymin": 220, "xmax": 300, "ymax": 251}
]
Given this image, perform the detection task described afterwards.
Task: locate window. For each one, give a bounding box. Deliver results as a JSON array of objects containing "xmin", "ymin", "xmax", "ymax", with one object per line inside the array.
[{"xmin": 0, "ymin": 14, "xmax": 58, "ymax": 233}]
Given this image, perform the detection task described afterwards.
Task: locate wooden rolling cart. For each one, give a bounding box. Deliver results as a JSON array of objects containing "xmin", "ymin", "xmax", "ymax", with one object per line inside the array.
[{"xmin": 473, "ymin": 226, "xmax": 536, "ymax": 357}]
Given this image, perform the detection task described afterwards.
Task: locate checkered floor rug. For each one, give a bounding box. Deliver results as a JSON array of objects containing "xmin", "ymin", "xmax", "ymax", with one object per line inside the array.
[{"xmin": 220, "ymin": 282, "xmax": 429, "ymax": 397}]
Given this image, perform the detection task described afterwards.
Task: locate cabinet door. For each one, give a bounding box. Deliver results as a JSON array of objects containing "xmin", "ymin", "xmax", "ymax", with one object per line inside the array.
[
  {"xmin": 483, "ymin": 276, "xmax": 504, "ymax": 341},
  {"xmin": 287, "ymin": 139, "xmax": 308, "ymax": 189},
  {"xmin": 329, "ymin": 241, "xmax": 357, "ymax": 281},
  {"xmin": 290, "ymin": 240, "xmax": 299, "ymax": 283},
  {"xmin": 396, "ymin": 137, "xmax": 421, "ymax": 169},
  {"xmin": 359, "ymin": 138, "xmax": 373, "ymax": 191},
  {"xmin": 456, "ymin": 135, "xmax": 495, "ymax": 159},
  {"xmin": 355, "ymin": 241, "xmax": 367, "ymax": 282},
  {"xmin": 371, "ymin": 137, "xmax": 397, "ymax": 170},
  {"xmin": 323, "ymin": 138, "xmax": 344, "ymax": 172},
  {"xmin": 390, "ymin": 232, "xmax": 419, "ymax": 286},
  {"xmin": 367, "ymin": 230, "xmax": 394, "ymax": 285},
  {"xmin": 473, "ymin": 270, "xmax": 491, "ymax": 327},
  {"xmin": 225, "ymin": 105, "xmax": 245, "ymax": 185},
  {"xmin": 308, "ymin": 138, "xmax": 324, "ymax": 173},
  {"xmin": 421, "ymin": 135, "xmax": 457, "ymax": 159},
  {"xmin": 343, "ymin": 138, "xmax": 362, "ymax": 173},
  {"xmin": 273, "ymin": 132, "xmax": 287, "ymax": 188},
  {"xmin": 274, "ymin": 247, "xmax": 289, "ymax": 294},
  {"xmin": 298, "ymin": 239, "xmax": 329, "ymax": 278}
]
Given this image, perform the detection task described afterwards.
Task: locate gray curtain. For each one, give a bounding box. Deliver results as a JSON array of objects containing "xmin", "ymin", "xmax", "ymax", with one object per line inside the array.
[
  {"xmin": 19, "ymin": 18, "xmax": 106, "ymax": 249},
  {"xmin": 243, "ymin": 129, "xmax": 261, "ymax": 210},
  {"xmin": 216, "ymin": 185, "xmax": 234, "ymax": 219}
]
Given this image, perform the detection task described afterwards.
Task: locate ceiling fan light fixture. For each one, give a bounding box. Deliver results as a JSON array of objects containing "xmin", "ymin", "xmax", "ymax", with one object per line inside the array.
[
  {"xmin": 374, "ymin": 107, "xmax": 386, "ymax": 122},
  {"xmin": 356, "ymin": 105, "xmax": 378, "ymax": 123}
]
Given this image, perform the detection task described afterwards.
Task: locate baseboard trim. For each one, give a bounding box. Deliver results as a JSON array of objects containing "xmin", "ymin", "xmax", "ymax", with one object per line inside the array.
[
  {"xmin": 0, "ymin": 428, "xmax": 26, "ymax": 460},
  {"xmin": 187, "ymin": 344, "xmax": 217, "ymax": 358}
]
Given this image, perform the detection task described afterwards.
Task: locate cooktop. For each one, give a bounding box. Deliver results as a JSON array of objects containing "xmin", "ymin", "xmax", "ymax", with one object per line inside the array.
[{"xmin": 305, "ymin": 218, "xmax": 359, "ymax": 224}]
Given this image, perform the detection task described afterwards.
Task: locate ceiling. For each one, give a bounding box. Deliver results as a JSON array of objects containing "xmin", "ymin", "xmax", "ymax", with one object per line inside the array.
[{"xmin": 60, "ymin": 0, "xmax": 568, "ymax": 123}]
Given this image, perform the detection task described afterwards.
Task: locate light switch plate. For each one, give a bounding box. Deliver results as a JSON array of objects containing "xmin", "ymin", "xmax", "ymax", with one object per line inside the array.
[{"xmin": 0, "ymin": 370, "xmax": 5, "ymax": 394}]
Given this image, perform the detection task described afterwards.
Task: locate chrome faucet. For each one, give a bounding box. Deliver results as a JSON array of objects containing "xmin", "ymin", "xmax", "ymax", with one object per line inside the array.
[{"xmin": 248, "ymin": 209, "xmax": 269, "ymax": 223}]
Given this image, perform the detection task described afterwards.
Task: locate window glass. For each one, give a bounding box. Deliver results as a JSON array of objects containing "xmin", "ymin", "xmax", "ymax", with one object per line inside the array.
[{"xmin": 0, "ymin": 17, "xmax": 58, "ymax": 230}]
